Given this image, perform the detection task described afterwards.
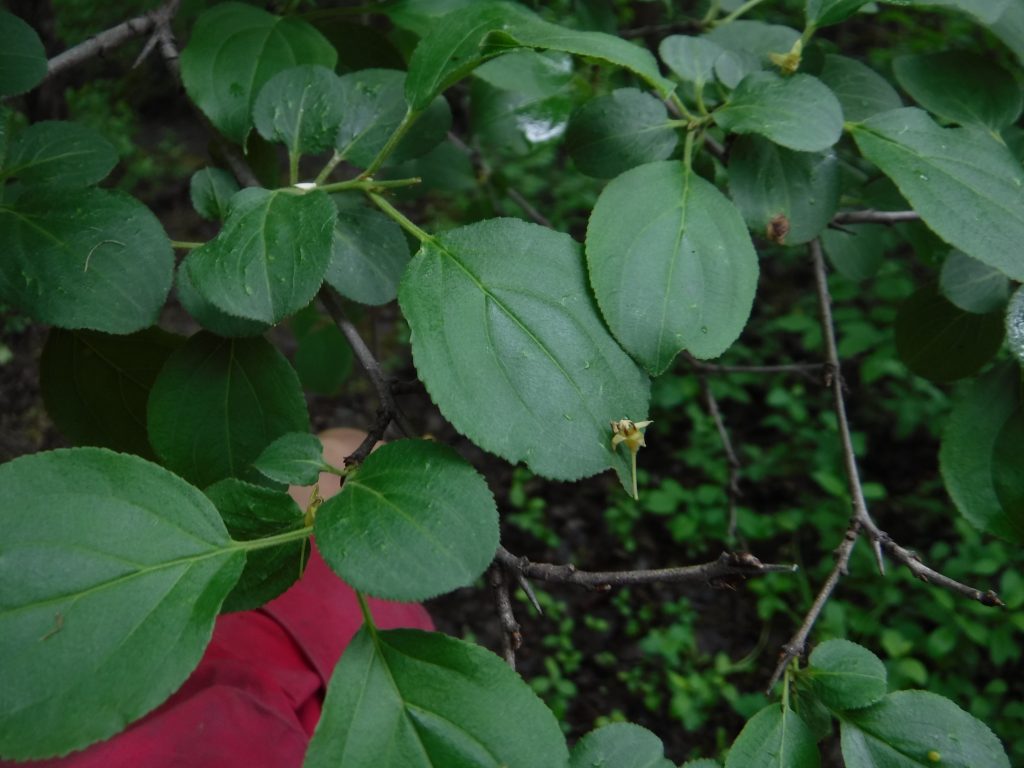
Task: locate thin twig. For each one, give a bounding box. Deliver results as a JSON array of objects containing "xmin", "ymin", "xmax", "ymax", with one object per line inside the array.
[
  {"xmin": 832, "ymin": 210, "xmax": 920, "ymax": 225},
  {"xmin": 698, "ymin": 375, "xmax": 743, "ymax": 543},
  {"xmin": 319, "ymin": 288, "xmax": 414, "ymax": 440},
  {"xmin": 766, "ymin": 522, "xmax": 860, "ymax": 691},
  {"xmin": 685, "ymin": 353, "xmax": 824, "ymax": 380},
  {"xmin": 488, "ymin": 564, "xmax": 521, "ymax": 668},
  {"xmin": 496, "ymin": 546, "xmax": 796, "ymax": 589},
  {"xmin": 45, "ymin": 0, "xmax": 182, "ymax": 80}
]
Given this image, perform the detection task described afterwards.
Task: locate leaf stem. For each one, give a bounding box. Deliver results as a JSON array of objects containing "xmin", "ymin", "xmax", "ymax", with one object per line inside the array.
[
  {"xmin": 288, "ymin": 149, "xmax": 300, "ymax": 186},
  {"xmin": 171, "ymin": 240, "xmax": 203, "ymax": 249},
  {"xmin": 356, "ymin": 590, "xmax": 379, "ymax": 638},
  {"xmin": 315, "ymin": 151, "xmax": 344, "ymax": 185},
  {"xmin": 683, "ymin": 129, "xmax": 697, "ymax": 172},
  {"xmin": 233, "ymin": 525, "xmax": 312, "ymax": 552},
  {"xmin": 368, "ymin": 192, "xmax": 433, "ymax": 244},
  {"xmin": 358, "ymin": 107, "xmax": 422, "ymax": 179},
  {"xmin": 317, "ymin": 177, "xmax": 422, "ymax": 194}
]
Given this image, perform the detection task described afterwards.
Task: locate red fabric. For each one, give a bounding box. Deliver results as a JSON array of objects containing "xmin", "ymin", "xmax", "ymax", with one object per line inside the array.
[{"xmin": 11, "ymin": 546, "xmax": 433, "ymax": 767}]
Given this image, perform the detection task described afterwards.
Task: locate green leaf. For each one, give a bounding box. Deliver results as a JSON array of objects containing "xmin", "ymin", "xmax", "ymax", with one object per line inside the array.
[
  {"xmin": 0, "ymin": 448, "xmax": 245, "ymax": 760},
  {"xmin": 659, "ymin": 35, "xmax": 726, "ymax": 84},
  {"xmin": 807, "ymin": 0, "xmax": 872, "ymax": 27},
  {"xmin": 304, "ymin": 628, "xmax": 569, "ymax": 768},
  {"xmin": 821, "ymin": 224, "xmax": 889, "ymax": 281},
  {"xmin": 792, "ymin": 682, "xmax": 834, "ymax": 741},
  {"xmin": 850, "ymin": 108, "xmax": 1024, "ymax": 282},
  {"xmin": 204, "ymin": 478, "xmax": 306, "ymax": 613},
  {"xmin": 180, "ymin": 2, "xmax": 336, "ymax": 145},
  {"xmin": 187, "ymin": 187, "xmax": 336, "ymax": 324},
  {"xmin": 818, "ymin": 54, "xmax": 902, "ymax": 123},
  {"xmin": 470, "ymin": 79, "xmax": 572, "ymax": 155},
  {"xmin": 704, "ymin": 20, "xmax": 801, "ymax": 77},
  {"xmin": 252, "ymin": 432, "xmax": 327, "ymax": 486},
  {"xmin": 839, "ymin": 691, "xmax": 1010, "ymax": 768},
  {"xmin": 0, "ymin": 11, "xmax": 46, "ymax": 97},
  {"xmin": 399, "ymin": 218, "xmax": 650, "ymax": 487},
  {"xmin": 570, "ymin": 723, "xmax": 674, "ymax": 768},
  {"xmin": 189, "ymin": 167, "xmax": 239, "ymax": 221},
  {"xmin": 586, "ymin": 161, "xmax": 759, "ymax": 371},
  {"xmin": 991, "ymin": 405, "xmax": 1024, "ymax": 537},
  {"xmin": 725, "ymin": 705, "xmax": 820, "ymax": 768},
  {"xmin": 683, "ymin": 761, "xmax": 723, "ymax": 768},
  {"xmin": 728, "ymin": 136, "xmax": 839, "ymax": 245},
  {"xmin": 893, "ymin": 52, "xmax": 1022, "ymax": 130},
  {"xmin": 39, "ymin": 327, "xmax": 183, "ymax": 460},
  {"xmin": 291, "ymin": 304, "xmax": 353, "ymax": 396},
  {"xmin": 566, "ymin": 88, "xmax": 678, "ymax": 179},
  {"xmin": 253, "ymin": 65, "xmax": 344, "ymax": 158},
  {"xmin": 891, "ymin": 0, "xmax": 1010, "ymax": 25},
  {"xmin": 175, "ymin": 258, "xmax": 271, "ymax": 338},
  {"xmin": 0, "ymin": 187, "xmax": 173, "ymax": 334},
  {"xmin": 474, "ymin": 50, "xmax": 574, "ymax": 99},
  {"xmin": 807, "ymin": 639, "xmax": 887, "ymax": 711},
  {"xmin": 2, "ymin": 121, "xmax": 118, "ymax": 187},
  {"xmin": 894, "ymin": 283, "xmax": 1004, "ymax": 382},
  {"xmin": 315, "ymin": 439, "xmax": 498, "ymax": 601},
  {"xmin": 314, "ymin": 19, "xmax": 405, "ymax": 73},
  {"xmin": 405, "ymin": 1, "xmax": 673, "ymax": 111},
  {"xmin": 939, "ymin": 250, "xmax": 1011, "ymax": 314},
  {"xmin": 147, "ymin": 332, "xmax": 309, "ymax": 488},
  {"xmin": 1007, "ymin": 285, "xmax": 1024, "ymax": 363},
  {"xmin": 335, "ymin": 68, "xmax": 452, "ymax": 168},
  {"xmin": 326, "ymin": 201, "xmax": 411, "ymax": 305},
  {"xmin": 990, "ymin": 1, "xmax": 1024, "ymax": 67},
  {"xmin": 715, "ymin": 72, "xmax": 843, "ymax": 152},
  {"xmin": 940, "ymin": 362, "xmax": 1024, "ymax": 543}
]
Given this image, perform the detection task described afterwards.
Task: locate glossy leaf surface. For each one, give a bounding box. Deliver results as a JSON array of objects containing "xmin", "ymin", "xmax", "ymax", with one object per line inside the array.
[
  {"xmin": 940, "ymin": 362, "xmax": 1023, "ymax": 543},
  {"xmin": 586, "ymin": 161, "xmax": 759, "ymax": 371},
  {"xmin": 850, "ymin": 108, "xmax": 1024, "ymax": 281},
  {"xmin": 0, "ymin": 11, "xmax": 46, "ymax": 97},
  {"xmin": 304, "ymin": 629, "xmax": 569, "ymax": 768},
  {"xmin": 566, "ymin": 88, "xmax": 677, "ymax": 179},
  {"xmin": 204, "ymin": 478, "xmax": 306, "ymax": 613},
  {"xmin": 715, "ymin": 72, "xmax": 843, "ymax": 152},
  {"xmin": 180, "ymin": 2, "xmax": 336, "ymax": 144},
  {"xmin": 189, "ymin": 167, "xmax": 239, "ymax": 221},
  {"xmin": 840, "ymin": 691, "xmax": 1010, "ymax": 768},
  {"xmin": 724, "ymin": 705, "xmax": 820, "ymax": 768},
  {"xmin": 807, "ymin": 639, "xmax": 887, "ymax": 711},
  {"xmin": 187, "ymin": 187, "xmax": 336, "ymax": 324},
  {"xmin": 315, "ymin": 440, "xmax": 498, "ymax": 601},
  {"xmin": 3, "ymin": 121, "xmax": 117, "ymax": 187},
  {"xmin": 570, "ymin": 723, "xmax": 674, "ymax": 768},
  {"xmin": 40, "ymin": 327, "xmax": 183, "ymax": 459},
  {"xmin": 147, "ymin": 332, "xmax": 309, "ymax": 488},
  {"xmin": 893, "ymin": 52, "xmax": 1022, "ymax": 130},
  {"xmin": 0, "ymin": 187, "xmax": 173, "ymax": 333},
  {"xmin": 253, "ymin": 65, "xmax": 343, "ymax": 158},
  {"xmin": 728, "ymin": 136, "xmax": 839, "ymax": 245},
  {"xmin": 399, "ymin": 218, "xmax": 650, "ymax": 487},
  {"xmin": 0, "ymin": 448, "xmax": 244, "ymax": 760}
]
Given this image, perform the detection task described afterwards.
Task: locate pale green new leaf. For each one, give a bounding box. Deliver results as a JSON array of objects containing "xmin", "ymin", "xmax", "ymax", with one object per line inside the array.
[
  {"xmin": 567, "ymin": 88, "xmax": 678, "ymax": 179},
  {"xmin": 586, "ymin": 161, "xmax": 759, "ymax": 372},
  {"xmin": 840, "ymin": 691, "xmax": 1010, "ymax": 768},
  {"xmin": 893, "ymin": 52, "xmax": 1022, "ymax": 130},
  {"xmin": 189, "ymin": 167, "xmax": 239, "ymax": 222},
  {"xmin": 147, "ymin": 332, "xmax": 309, "ymax": 488},
  {"xmin": 807, "ymin": 639, "xmax": 887, "ymax": 711},
  {"xmin": 3, "ymin": 121, "xmax": 118, "ymax": 187},
  {"xmin": 315, "ymin": 440, "xmax": 498, "ymax": 601},
  {"xmin": 940, "ymin": 362, "xmax": 1023, "ymax": 543},
  {"xmin": 305, "ymin": 629, "xmax": 568, "ymax": 767},
  {"xmin": 253, "ymin": 65, "xmax": 344, "ymax": 158},
  {"xmin": 399, "ymin": 218, "xmax": 650, "ymax": 488},
  {"xmin": 715, "ymin": 72, "xmax": 844, "ymax": 152},
  {"xmin": 728, "ymin": 136, "xmax": 840, "ymax": 245},
  {"xmin": 0, "ymin": 448, "xmax": 245, "ymax": 760},
  {"xmin": 0, "ymin": 187, "xmax": 173, "ymax": 334},
  {"xmin": 252, "ymin": 432, "xmax": 328, "ymax": 486},
  {"xmin": 187, "ymin": 187, "xmax": 336, "ymax": 324},
  {"xmin": 725, "ymin": 705, "xmax": 820, "ymax": 768},
  {"xmin": 570, "ymin": 723, "xmax": 674, "ymax": 768},
  {"xmin": 180, "ymin": 2, "xmax": 336, "ymax": 144},
  {"xmin": 818, "ymin": 55, "xmax": 902, "ymax": 123},
  {"xmin": 0, "ymin": 11, "xmax": 46, "ymax": 97},
  {"xmin": 850, "ymin": 108, "xmax": 1024, "ymax": 281}
]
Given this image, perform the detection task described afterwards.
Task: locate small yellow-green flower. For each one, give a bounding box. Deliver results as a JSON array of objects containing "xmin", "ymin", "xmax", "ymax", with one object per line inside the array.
[{"xmin": 610, "ymin": 418, "xmax": 652, "ymax": 500}]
